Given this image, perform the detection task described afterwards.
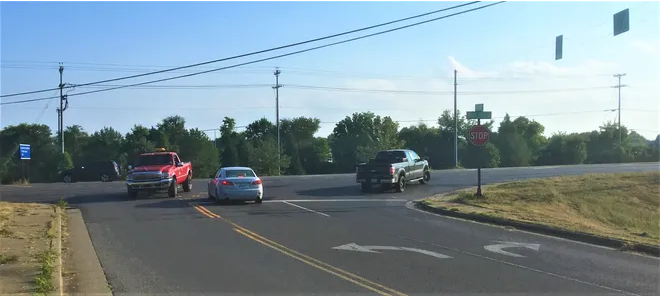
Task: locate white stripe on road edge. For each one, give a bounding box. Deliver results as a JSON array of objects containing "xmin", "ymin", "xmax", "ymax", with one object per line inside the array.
[{"xmin": 282, "ymin": 201, "xmax": 331, "ymax": 217}]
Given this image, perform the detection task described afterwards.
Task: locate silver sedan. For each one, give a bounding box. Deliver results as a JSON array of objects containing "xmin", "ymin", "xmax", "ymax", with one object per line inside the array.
[{"xmin": 207, "ymin": 166, "xmax": 264, "ymax": 203}]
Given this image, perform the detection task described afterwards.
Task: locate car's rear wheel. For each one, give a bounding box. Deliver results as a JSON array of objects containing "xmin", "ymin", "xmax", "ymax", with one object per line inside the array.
[
  {"xmin": 255, "ymin": 195, "xmax": 263, "ymax": 204},
  {"xmin": 63, "ymin": 175, "xmax": 72, "ymax": 183},
  {"xmin": 168, "ymin": 179, "xmax": 177, "ymax": 198},
  {"xmin": 360, "ymin": 183, "xmax": 371, "ymax": 192}
]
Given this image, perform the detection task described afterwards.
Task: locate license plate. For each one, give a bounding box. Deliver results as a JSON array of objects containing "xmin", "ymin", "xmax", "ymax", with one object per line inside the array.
[{"xmin": 237, "ymin": 183, "xmax": 250, "ymax": 188}]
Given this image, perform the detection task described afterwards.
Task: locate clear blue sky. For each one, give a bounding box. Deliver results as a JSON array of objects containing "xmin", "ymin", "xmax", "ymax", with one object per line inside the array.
[{"xmin": 1, "ymin": 1, "xmax": 660, "ymax": 139}]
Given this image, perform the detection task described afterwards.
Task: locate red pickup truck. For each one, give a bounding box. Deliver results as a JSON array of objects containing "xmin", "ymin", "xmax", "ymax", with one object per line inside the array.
[{"xmin": 125, "ymin": 148, "xmax": 193, "ymax": 198}]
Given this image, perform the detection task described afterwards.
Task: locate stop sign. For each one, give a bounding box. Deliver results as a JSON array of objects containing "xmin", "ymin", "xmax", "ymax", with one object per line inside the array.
[{"xmin": 469, "ymin": 125, "xmax": 490, "ymax": 146}]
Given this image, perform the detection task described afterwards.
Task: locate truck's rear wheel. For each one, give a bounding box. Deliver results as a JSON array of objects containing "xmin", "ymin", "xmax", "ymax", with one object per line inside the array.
[
  {"xmin": 168, "ymin": 179, "xmax": 177, "ymax": 198},
  {"xmin": 360, "ymin": 183, "xmax": 371, "ymax": 192},
  {"xmin": 183, "ymin": 174, "xmax": 192, "ymax": 192},
  {"xmin": 395, "ymin": 175, "xmax": 406, "ymax": 193},
  {"xmin": 419, "ymin": 170, "xmax": 431, "ymax": 185}
]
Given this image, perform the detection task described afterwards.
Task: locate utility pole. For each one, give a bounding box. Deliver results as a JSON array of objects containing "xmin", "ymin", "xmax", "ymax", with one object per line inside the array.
[
  {"xmin": 272, "ymin": 68, "xmax": 283, "ymax": 174},
  {"xmin": 613, "ymin": 73, "xmax": 627, "ymax": 147},
  {"xmin": 453, "ymin": 69, "xmax": 458, "ymax": 168},
  {"xmin": 58, "ymin": 65, "xmax": 65, "ymax": 154}
]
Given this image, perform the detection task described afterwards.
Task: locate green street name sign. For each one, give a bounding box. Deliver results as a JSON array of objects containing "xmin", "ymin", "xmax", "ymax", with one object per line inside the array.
[{"xmin": 466, "ymin": 111, "xmax": 492, "ymax": 120}]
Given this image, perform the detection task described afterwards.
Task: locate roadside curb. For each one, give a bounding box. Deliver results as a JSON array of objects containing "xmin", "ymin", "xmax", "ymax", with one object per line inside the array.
[
  {"xmin": 413, "ymin": 201, "xmax": 660, "ymax": 257},
  {"xmin": 65, "ymin": 208, "xmax": 113, "ymax": 296},
  {"xmin": 51, "ymin": 206, "xmax": 63, "ymax": 296}
]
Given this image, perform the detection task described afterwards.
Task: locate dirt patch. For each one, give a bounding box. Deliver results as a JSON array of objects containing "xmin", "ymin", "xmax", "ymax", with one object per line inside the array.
[
  {"xmin": 423, "ymin": 172, "xmax": 660, "ymax": 246},
  {"xmin": 0, "ymin": 201, "xmax": 57, "ymax": 295}
]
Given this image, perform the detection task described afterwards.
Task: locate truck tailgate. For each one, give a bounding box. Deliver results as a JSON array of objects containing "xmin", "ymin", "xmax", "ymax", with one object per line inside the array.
[{"xmin": 356, "ymin": 163, "xmax": 393, "ymax": 180}]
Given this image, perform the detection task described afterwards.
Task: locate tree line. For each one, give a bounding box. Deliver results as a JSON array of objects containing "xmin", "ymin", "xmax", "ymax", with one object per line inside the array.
[{"xmin": 0, "ymin": 110, "xmax": 659, "ymax": 183}]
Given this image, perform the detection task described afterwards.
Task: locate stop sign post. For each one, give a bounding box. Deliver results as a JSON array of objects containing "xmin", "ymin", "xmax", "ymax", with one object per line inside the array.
[{"xmin": 466, "ymin": 104, "xmax": 493, "ymax": 198}]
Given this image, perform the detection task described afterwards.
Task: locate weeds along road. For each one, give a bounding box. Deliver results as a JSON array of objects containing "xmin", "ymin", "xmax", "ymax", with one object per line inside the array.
[{"xmin": 0, "ymin": 162, "xmax": 659, "ymax": 296}]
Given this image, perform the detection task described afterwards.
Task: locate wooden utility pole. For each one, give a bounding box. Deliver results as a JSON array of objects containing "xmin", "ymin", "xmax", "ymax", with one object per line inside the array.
[
  {"xmin": 58, "ymin": 65, "xmax": 65, "ymax": 154},
  {"xmin": 453, "ymin": 69, "xmax": 458, "ymax": 168},
  {"xmin": 613, "ymin": 73, "xmax": 627, "ymax": 147},
  {"xmin": 272, "ymin": 68, "xmax": 283, "ymax": 174}
]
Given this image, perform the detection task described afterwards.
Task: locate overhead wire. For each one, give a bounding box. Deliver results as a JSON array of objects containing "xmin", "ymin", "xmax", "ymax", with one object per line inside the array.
[
  {"xmin": 0, "ymin": 1, "xmax": 483, "ymax": 99},
  {"xmin": 72, "ymin": 82, "xmax": 614, "ymax": 95}
]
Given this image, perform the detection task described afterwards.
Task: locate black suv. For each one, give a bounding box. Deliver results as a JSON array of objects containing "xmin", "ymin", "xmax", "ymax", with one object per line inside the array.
[{"xmin": 61, "ymin": 160, "xmax": 121, "ymax": 183}]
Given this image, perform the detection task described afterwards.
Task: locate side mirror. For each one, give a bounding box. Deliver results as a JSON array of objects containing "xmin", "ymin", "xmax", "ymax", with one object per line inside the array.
[
  {"xmin": 208, "ymin": 174, "xmax": 214, "ymax": 179},
  {"xmin": 402, "ymin": 158, "xmax": 408, "ymax": 162},
  {"xmin": 423, "ymin": 156, "xmax": 430, "ymax": 161},
  {"xmin": 128, "ymin": 165, "xmax": 133, "ymax": 170},
  {"xmin": 177, "ymin": 162, "xmax": 184, "ymax": 167}
]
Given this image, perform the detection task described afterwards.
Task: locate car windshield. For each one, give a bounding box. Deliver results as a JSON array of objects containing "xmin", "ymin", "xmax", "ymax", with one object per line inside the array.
[
  {"xmin": 226, "ymin": 169, "xmax": 256, "ymax": 178},
  {"xmin": 374, "ymin": 151, "xmax": 406, "ymax": 163},
  {"xmin": 136, "ymin": 154, "xmax": 172, "ymax": 166}
]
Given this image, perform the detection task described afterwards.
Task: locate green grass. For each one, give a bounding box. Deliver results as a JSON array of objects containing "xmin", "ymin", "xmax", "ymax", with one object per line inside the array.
[
  {"xmin": 33, "ymin": 219, "xmax": 59, "ymax": 296},
  {"xmin": 33, "ymin": 249, "xmax": 56, "ymax": 295},
  {"xmin": 423, "ymin": 172, "xmax": 660, "ymax": 246},
  {"xmin": 56, "ymin": 198, "xmax": 68, "ymax": 210}
]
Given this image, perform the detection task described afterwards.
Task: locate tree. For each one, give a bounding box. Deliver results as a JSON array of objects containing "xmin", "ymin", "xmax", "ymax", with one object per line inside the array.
[
  {"xmin": 57, "ymin": 151, "xmax": 74, "ymax": 172},
  {"xmin": 246, "ymin": 135, "xmax": 290, "ymax": 176},
  {"xmin": 179, "ymin": 128, "xmax": 220, "ymax": 178},
  {"xmin": 124, "ymin": 125, "xmax": 156, "ymax": 164},
  {"xmin": 281, "ymin": 117, "xmax": 322, "ymax": 175},
  {"xmin": 0, "ymin": 123, "xmax": 59, "ymax": 183},
  {"xmin": 331, "ymin": 112, "xmax": 404, "ymax": 172},
  {"xmin": 219, "ymin": 117, "xmax": 239, "ymax": 167},
  {"xmin": 156, "ymin": 115, "xmax": 187, "ymax": 153},
  {"xmin": 244, "ymin": 118, "xmax": 276, "ymax": 141},
  {"xmin": 461, "ymin": 142, "xmax": 500, "ymax": 169},
  {"xmin": 83, "ymin": 127, "xmax": 124, "ymax": 163},
  {"xmin": 54, "ymin": 125, "xmax": 89, "ymax": 164}
]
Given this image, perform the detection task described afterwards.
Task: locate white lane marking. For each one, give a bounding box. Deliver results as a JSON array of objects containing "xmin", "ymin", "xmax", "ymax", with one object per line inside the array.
[
  {"xmin": 268, "ymin": 199, "xmax": 407, "ymax": 203},
  {"xmin": 394, "ymin": 234, "xmax": 639, "ymax": 296},
  {"xmin": 484, "ymin": 241, "xmax": 541, "ymax": 258},
  {"xmin": 405, "ymin": 201, "xmax": 660, "ymax": 260},
  {"xmin": 281, "ymin": 201, "xmax": 331, "ymax": 217},
  {"xmin": 332, "ymin": 243, "xmax": 452, "ymax": 259}
]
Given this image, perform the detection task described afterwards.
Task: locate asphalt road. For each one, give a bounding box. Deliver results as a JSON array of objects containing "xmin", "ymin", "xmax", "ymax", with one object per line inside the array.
[{"xmin": 0, "ymin": 162, "xmax": 659, "ymax": 295}]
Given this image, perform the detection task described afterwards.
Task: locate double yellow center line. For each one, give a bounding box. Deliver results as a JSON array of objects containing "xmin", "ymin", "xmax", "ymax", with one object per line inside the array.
[{"xmin": 189, "ymin": 202, "xmax": 406, "ymax": 296}]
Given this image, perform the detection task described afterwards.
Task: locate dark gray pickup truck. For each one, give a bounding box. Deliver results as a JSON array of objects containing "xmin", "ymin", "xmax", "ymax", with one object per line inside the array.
[{"xmin": 355, "ymin": 149, "xmax": 430, "ymax": 192}]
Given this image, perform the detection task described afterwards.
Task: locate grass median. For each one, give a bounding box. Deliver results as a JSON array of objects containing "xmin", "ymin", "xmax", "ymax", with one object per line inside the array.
[
  {"xmin": 422, "ymin": 171, "xmax": 660, "ymax": 246},
  {"xmin": 0, "ymin": 201, "xmax": 63, "ymax": 295}
]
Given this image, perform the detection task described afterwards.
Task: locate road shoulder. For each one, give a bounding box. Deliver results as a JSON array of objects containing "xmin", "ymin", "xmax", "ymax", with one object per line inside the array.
[{"xmin": 62, "ymin": 208, "xmax": 112, "ymax": 296}]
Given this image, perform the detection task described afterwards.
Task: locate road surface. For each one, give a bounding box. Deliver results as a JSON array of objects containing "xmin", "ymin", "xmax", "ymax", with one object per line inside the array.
[{"xmin": 0, "ymin": 162, "xmax": 659, "ymax": 295}]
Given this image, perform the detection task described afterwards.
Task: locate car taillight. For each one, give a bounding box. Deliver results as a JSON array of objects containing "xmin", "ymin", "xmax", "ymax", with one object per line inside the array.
[
  {"xmin": 252, "ymin": 179, "xmax": 262, "ymax": 185},
  {"xmin": 390, "ymin": 166, "xmax": 395, "ymax": 175},
  {"xmin": 221, "ymin": 180, "xmax": 234, "ymax": 186}
]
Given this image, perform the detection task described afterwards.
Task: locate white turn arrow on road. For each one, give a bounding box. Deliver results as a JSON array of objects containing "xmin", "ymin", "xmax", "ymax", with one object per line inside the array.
[
  {"xmin": 484, "ymin": 241, "xmax": 541, "ymax": 258},
  {"xmin": 332, "ymin": 243, "xmax": 452, "ymax": 259}
]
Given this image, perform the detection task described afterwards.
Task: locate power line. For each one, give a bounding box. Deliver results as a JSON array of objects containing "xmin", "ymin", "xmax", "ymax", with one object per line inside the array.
[
  {"xmin": 2, "ymin": 63, "xmax": 616, "ymax": 83},
  {"xmin": 0, "ymin": 1, "xmax": 483, "ymax": 99},
  {"xmin": 71, "ymin": 82, "xmax": 612, "ymax": 95},
  {"xmin": 75, "ymin": 83, "xmax": 613, "ymax": 97}
]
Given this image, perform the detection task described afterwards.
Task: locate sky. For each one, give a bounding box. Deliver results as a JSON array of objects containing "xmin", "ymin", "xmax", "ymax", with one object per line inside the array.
[{"xmin": 1, "ymin": 1, "xmax": 660, "ymax": 141}]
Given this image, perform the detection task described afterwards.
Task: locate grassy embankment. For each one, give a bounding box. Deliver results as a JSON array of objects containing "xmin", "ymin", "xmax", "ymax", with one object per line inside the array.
[{"xmin": 423, "ymin": 172, "xmax": 660, "ymax": 246}]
